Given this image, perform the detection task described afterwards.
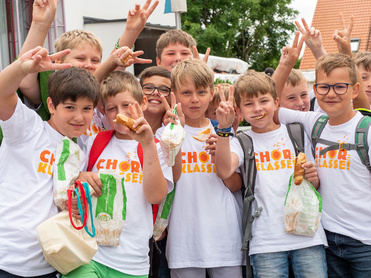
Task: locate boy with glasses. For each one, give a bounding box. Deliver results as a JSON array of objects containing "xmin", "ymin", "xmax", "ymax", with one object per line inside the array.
[{"xmin": 278, "ymin": 53, "xmax": 371, "ymax": 277}]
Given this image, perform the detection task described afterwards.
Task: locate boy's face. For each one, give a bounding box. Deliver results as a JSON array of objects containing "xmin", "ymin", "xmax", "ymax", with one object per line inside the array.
[
  {"xmin": 142, "ymin": 75, "xmax": 171, "ymax": 116},
  {"xmin": 58, "ymin": 42, "xmax": 102, "ymax": 74},
  {"xmin": 314, "ymin": 68, "xmax": 359, "ymax": 124},
  {"xmin": 205, "ymin": 102, "xmax": 218, "ymax": 120},
  {"xmin": 237, "ymin": 92, "xmax": 278, "ymax": 133},
  {"xmin": 47, "ymin": 97, "xmax": 94, "ymax": 139},
  {"xmin": 175, "ymin": 76, "xmax": 214, "ymax": 126},
  {"xmin": 156, "ymin": 43, "xmax": 193, "ymax": 72},
  {"xmin": 281, "ymin": 81, "xmax": 310, "ymax": 112},
  {"xmin": 358, "ymin": 65, "xmax": 371, "ymax": 106},
  {"xmin": 104, "ymin": 91, "xmax": 147, "ymax": 139}
]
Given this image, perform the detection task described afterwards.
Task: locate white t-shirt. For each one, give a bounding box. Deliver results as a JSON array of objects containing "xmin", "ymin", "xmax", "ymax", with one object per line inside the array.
[
  {"xmin": 231, "ymin": 124, "xmax": 327, "ymax": 255},
  {"xmin": 165, "ymin": 122, "xmax": 243, "ymax": 269},
  {"xmin": 83, "ymin": 135, "xmax": 173, "ymax": 276},
  {"xmin": 78, "ymin": 108, "xmax": 111, "ymax": 148},
  {"xmin": 279, "ymin": 108, "xmax": 371, "ymax": 244},
  {"xmin": 0, "ymin": 99, "xmax": 61, "ymax": 276}
]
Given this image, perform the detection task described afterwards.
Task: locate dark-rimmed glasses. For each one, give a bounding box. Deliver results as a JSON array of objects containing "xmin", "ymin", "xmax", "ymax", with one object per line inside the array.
[
  {"xmin": 142, "ymin": 84, "xmax": 171, "ymax": 96},
  {"xmin": 314, "ymin": 83, "xmax": 354, "ymax": 95}
]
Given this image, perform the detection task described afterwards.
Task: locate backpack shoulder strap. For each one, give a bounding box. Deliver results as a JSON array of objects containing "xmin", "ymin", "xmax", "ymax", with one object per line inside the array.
[
  {"xmin": 88, "ymin": 130, "xmax": 115, "ymax": 171},
  {"xmin": 311, "ymin": 115, "xmax": 329, "ymax": 158},
  {"xmin": 286, "ymin": 122, "xmax": 305, "ymax": 156},
  {"xmin": 355, "ymin": 116, "xmax": 371, "ymax": 173},
  {"xmin": 310, "ymin": 97, "xmax": 316, "ymax": 111}
]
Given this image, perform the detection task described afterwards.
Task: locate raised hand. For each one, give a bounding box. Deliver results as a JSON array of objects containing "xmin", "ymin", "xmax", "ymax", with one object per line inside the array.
[
  {"xmin": 279, "ymin": 31, "xmax": 304, "ymax": 68},
  {"xmin": 19, "ymin": 46, "xmax": 72, "ymax": 74},
  {"xmin": 333, "ymin": 13, "xmax": 354, "ymax": 56},
  {"xmin": 111, "ymin": 47, "xmax": 152, "ymax": 68},
  {"xmin": 193, "ymin": 45, "xmax": 211, "ymax": 64},
  {"xmin": 125, "ymin": 0, "xmax": 159, "ymax": 34},
  {"xmin": 31, "ymin": 0, "xmax": 58, "ymax": 27},
  {"xmin": 161, "ymin": 92, "xmax": 185, "ymax": 127},
  {"xmin": 216, "ymin": 85, "xmax": 235, "ymax": 129},
  {"xmin": 127, "ymin": 102, "xmax": 154, "ymax": 144},
  {"xmin": 295, "ymin": 18, "xmax": 326, "ymax": 59}
]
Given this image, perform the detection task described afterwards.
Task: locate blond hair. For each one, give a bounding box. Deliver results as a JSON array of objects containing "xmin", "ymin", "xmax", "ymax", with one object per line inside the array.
[
  {"xmin": 354, "ymin": 51, "xmax": 371, "ymax": 72},
  {"xmin": 286, "ymin": 69, "xmax": 307, "ymax": 87},
  {"xmin": 100, "ymin": 71, "xmax": 144, "ymax": 107},
  {"xmin": 171, "ymin": 58, "xmax": 214, "ymax": 92},
  {"xmin": 54, "ymin": 29, "xmax": 103, "ymax": 61},
  {"xmin": 234, "ymin": 70, "xmax": 276, "ymax": 107},
  {"xmin": 156, "ymin": 30, "xmax": 196, "ymax": 59},
  {"xmin": 315, "ymin": 53, "xmax": 357, "ymax": 84}
]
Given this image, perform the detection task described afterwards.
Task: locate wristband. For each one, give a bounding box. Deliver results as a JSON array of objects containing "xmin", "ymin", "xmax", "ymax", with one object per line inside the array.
[
  {"xmin": 217, "ymin": 126, "xmax": 232, "ymax": 133},
  {"xmin": 217, "ymin": 130, "xmax": 233, "ymax": 137},
  {"xmin": 115, "ymin": 38, "xmax": 120, "ymax": 49}
]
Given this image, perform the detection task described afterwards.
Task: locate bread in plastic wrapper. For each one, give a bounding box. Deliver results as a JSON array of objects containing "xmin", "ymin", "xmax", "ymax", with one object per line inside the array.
[
  {"xmin": 160, "ymin": 105, "xmax": 186, "ymax": 167},
  {"xmin": 91, "ymin": 169, "xmax": 126, "ymax": 246},
  {"xmin": 284, "ymin": 174, "xmax": 322, "ymax": 237},
  {"xmin": 53, "ymin": 137, "xmax": 82, "ymax": 211}
]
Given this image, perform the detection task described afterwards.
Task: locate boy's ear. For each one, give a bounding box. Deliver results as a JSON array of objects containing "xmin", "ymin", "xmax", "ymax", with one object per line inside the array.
[
  {"xmin": 47, "ymin": 97, "xmax": 56, "ymax": 115},
  {"xmin": 351, "ymin": 82, "xmax": 360, "ymax": 100},
  {"xmin": 156, "ymin": 57, "xmax": 161, "ymax": 67},
  {"xmin": 141, "ymin": 96, "xmax": 148, "ymax": 112},
  {"xmin": 209, "ymin": 88, "xmax": 215, "ymax": 102}
]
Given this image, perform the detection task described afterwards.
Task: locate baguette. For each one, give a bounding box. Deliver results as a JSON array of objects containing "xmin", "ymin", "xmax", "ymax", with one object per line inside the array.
[
  {"xmin": 294, "ymin": 152, "xmax": 306, "ymax": 185},
  {"xmin": 113, "ymin": 114, "xmax": 140, "ymax": 131}
]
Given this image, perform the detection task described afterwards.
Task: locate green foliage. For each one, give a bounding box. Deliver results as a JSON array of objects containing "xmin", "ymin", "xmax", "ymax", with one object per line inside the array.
[
  {"xmin": 182, "ymin": 0, "xmax": 298, "ymax": 71},
  {"xmin": 294, "ymin": 57, "xmax": 301, "ymax": 69},
  {"xmin": 214, "ymin": 78, "xmax": 233, "ymax": 85}
]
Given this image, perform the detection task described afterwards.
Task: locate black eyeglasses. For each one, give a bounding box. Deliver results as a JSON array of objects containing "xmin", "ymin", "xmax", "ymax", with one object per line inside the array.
[
  {"xmin": 314, "ymin": 83, "xmax": 354, "ymax": 95},
  {"xmin": 142, "ymin": 84, "xmax": 171, "ymax": 96}
]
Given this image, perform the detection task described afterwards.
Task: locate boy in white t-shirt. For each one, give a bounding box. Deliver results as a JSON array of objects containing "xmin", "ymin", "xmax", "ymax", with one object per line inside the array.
[
  {"xmin": 165, "ymin": 59, "xmax": 243, "ymax": 278},
  {"xmin": 278, "ymin": 53, "xmax": 371, "ymax": 277},
  {"xmin": 0, "ymin": 47, "xmax": 99, "ymax": 277},
  {"xmin": 215, "ymin": 70, "xmax": 328, "ymax": 277},
  {"xmin": 64, "ymin": 71, "xmax": 173, "ymax": 278}
]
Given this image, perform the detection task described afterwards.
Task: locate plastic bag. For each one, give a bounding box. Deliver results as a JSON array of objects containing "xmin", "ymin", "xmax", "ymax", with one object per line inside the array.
[
  {"xmin": 91, "ymin": 169, "xmax": 126, "ymax": 246},
  {"xmin": 160, "ymin": 105, "xmax": 186, "ymax": 167},
  {"xmin": 53, "ymin": 137, "xmax": 82, "ymax": 211},
  {"xmin": 283, "ymin": 174, "xmax": 322, "ymax": 237},
  {"xmin": 153, "ymin": 183, "xmax": 176, "ymax": 241}
]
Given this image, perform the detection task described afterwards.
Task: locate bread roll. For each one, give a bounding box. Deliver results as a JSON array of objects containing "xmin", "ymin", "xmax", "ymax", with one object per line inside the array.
[
  {"xmin": 193, "ymin": 127, "xmax": 211, "ymax": 142},
  {"xmin": 113, "ymin": 114, "xmax": 140, "ymax": 131},
  {"xmin": 294, "ymin": 152, "xmax": 306, "ymax": 185},
  {"xmin": 122, "ymin": 55, "xmax": 134, "ymax": 65}
]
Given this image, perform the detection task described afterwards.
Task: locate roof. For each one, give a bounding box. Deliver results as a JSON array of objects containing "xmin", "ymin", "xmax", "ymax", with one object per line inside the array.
[{"xmin": 299, "ymin": 0, "xmax": 371, "ymax": 70}]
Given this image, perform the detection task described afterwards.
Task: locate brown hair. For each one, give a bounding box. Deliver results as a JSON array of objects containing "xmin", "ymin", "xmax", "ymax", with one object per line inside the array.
[
  {"xmin": 54, "ymin": 29, "xmax": 103, "ymax": 61},
  {"xmin": 315, "ymin": 53, "xmax": 357, "ymax": 84},
  {"xmin": 354, "ymin": 51, "xmax": 371, "ymax": 72},
  {"xmin": 100, "ymin": 71, "xmax": 144, "ymax": 107},
  {"xmin": 210, "ymin": 83, "xmax": 235, "ymax": 107},
  {"xmin": 156, "ymin": 30, "xmax": 196, "ymax": 59},
  {"xmin": 171, "ymin": 58, "xmax": 214, "ymax": 92},
  {"xmin": 234, "ymin": 70, "xmax": 276, "ymax": 107},
  {"xmin": 286, "ymin": 69, "xmax": 307, "ymax": 87},
  {"xmin": 139, "ymin": 66, "xmax": 171, "ymax": 86},
  {"xmin": 48, "ymin": 67, "xmax": 99, "ymax": 107}
]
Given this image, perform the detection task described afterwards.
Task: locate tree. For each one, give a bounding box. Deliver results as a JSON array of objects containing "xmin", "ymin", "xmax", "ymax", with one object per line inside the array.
[{"xmin": 182, "ymin": 0, "xmax": 298, "ymax": 71}]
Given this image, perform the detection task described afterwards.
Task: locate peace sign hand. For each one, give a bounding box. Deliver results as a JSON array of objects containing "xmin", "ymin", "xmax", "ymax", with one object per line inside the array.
[
  {"xmin": 215, "ymin": 85, "xmax": 235, "ymax": 129},
  {"xmin": 162, "ymin": 92, "xmax": 185, "ymax": 127}
]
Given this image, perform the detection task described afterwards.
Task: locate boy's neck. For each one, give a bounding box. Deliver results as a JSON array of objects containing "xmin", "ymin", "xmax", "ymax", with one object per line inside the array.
[
  {"xmin": 328, "ymin": 110, "xmax": 357, "ymax": 126},
  {"xmin": 250, "ymin": 122, "xmax": 280, "ymax": 134},
  {"xmin": 185, "ymin": 116, "xmax": 210, "ymax": 128}
]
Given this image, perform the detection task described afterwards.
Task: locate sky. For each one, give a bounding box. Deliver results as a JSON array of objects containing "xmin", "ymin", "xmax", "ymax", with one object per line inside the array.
[{"xmin": 288, "ymin": 0, "xmax": 318, "ymax": 56}]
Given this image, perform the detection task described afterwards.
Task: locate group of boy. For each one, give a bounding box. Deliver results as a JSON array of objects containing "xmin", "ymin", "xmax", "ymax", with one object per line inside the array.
[{"xmin": 1, "ymin": 0, "xmax": 371, "ymax": 277}]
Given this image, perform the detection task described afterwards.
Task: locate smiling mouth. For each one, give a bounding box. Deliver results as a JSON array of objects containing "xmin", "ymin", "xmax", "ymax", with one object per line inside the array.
[
  {"xmin": 148, "ymin": 99, "xmax": 162, "ymax": 104},
  {"xmin": 251, "ymin": 112, "xmax": 266, "ymax": 119}
]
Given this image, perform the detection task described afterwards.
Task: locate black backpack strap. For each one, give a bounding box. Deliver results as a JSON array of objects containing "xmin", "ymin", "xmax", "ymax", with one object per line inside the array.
[
  {"xmin": 286, "ymin": 122, "xmax": 305, "ymax": 156},
  {"xmin": 236, "ymin": 132, "xmax": 261, "ymax": 278},
  {"xmin": 310, "ymin": 97, "xmax": 316, "ymax": 111}
]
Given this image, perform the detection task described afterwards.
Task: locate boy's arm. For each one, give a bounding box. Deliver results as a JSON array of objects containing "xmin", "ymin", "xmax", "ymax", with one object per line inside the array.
[
  {"xmin": 0, "ymin": 47, "xmax": 71, "ymax": 121},
  {"xmin": 272, "ymin": 32, "xmax": 304, "ymax": 104},
  {"xmin": 332, "ymin": 14, "xmax": 369, "ymax": 109},
  {"xmin": 115, "ymin": 0, "xmax": 159, "ymax": 51},
  {"xmin": 221, "ymin": 172, "xmax": 242, "ymax": 193},
  {"xmin": 18, "ymin": 0, "xmax": 58, "ymax": 105},
  {"xmin": 128, "ymin": 103, "xmax": 168, "ymax": 204}
]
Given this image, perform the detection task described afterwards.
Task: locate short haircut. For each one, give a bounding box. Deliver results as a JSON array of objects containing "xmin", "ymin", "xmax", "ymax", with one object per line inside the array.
[
  {"xmin": 354, "ymin": 51, "xmax": 371, "ymax": 72},
  {"xmin": 48, "ymin": 67, "xmax": 99, "ymax": 107},
  {"xmin": 171, "ymin": 58, "xmax": 214, "ymax": 92},
  {"xmin": 54, "ymin": 29, "xmax": 103, "ymax": 61},
  {"xmin": 156, "ymin": 30, "xmax": 196, "ymax": 60},
  {"xmin": 286, "ymin": 69, "xmax": 307, "ymax": 87},
  {"xmin": 100, "ymin": 71, "xmax": 144, "ymax": 107},
  {"xmin": 315, "ymin": 53, "xmax": 357, "ymax": 84},
  {"xmin": 138, "ymin": 66, "xmax": 171, "ymax": 86},
  {"xmin": 211, "ymin": 83, "xmax": 235, "ymax": 107},
  {"xmin": 234, "ymin": 70, "xmax": 277, "ymax": 107}
]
